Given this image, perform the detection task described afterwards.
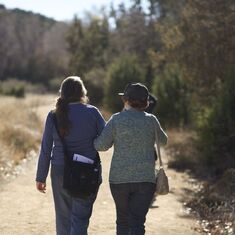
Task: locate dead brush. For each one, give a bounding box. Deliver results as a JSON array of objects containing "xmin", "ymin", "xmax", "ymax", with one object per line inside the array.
[
  {"xmin": 166, "ymin": 128, "xmax": 199, "ymax": 172},
  {"xmin": 0, "ymin": 124, "xmax": 40, "ymax": 164},
  {"xmin": 166, "ymin": 129, "xmax": 235, "ymax": 234},
  {"xmin": 0, "ymin": 96, "xmax": 42, "ymax": 166},
  {"xmin": 187, "ymin": 173, "xmax": 235, "ymax": 235}
]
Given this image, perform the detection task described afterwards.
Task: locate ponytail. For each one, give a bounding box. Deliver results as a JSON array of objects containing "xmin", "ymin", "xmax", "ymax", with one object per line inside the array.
[{"xmin": 55, "ymin": 97, "xmax": 70, "ymax": 137}]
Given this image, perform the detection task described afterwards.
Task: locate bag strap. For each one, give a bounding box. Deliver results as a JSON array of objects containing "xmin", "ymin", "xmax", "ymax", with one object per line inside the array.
[
  {"xmin": 51, "ymin": 111, "xmax": 71, "ymax": 165},
  {"xmin": 155, "ymin": 124, "xmax": 163, "ymax": 168},
  {"xmin": 51, "ymin": 111, "xmax": 66, "ymax": 149}
]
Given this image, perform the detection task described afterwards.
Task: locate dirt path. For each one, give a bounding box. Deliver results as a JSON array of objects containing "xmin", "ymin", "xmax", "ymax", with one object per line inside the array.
[{"xmin": 0, "ymin": 102, "xmax": 201, "ymax": 235}]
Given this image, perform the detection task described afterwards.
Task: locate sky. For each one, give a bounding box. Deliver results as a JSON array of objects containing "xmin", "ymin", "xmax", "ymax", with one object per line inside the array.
[{"xmin": 0, "ymin": 0, "xmax": 132, "ymax": 21}]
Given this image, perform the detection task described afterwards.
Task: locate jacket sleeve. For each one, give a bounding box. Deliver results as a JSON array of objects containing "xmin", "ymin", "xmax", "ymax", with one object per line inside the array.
[
  {"xmin": 94, "ymin": 116, "xmax": 114, "ymax": 151},
  {"xmin": 95, "ymin": 108, "xmax": 106, "ymax": 136},
  {"xmin": 36, "ymin": 112, "xmax": 54, "ymax": 183}
]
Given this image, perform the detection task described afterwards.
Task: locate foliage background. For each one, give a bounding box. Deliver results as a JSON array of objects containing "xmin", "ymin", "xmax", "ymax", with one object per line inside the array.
[
  {"xmin": 0, "ymin": 2, "xmax": 234, "ymax": 230},
  {"xmin": 1, "ymin": 0, "xmax": 234, "ymax": 174}
]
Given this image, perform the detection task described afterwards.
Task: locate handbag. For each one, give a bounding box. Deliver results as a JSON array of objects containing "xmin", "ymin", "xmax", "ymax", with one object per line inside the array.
[
  {"xmin": 155, "ymin": 127, "xmax": 169, "ymax": 195},
  {"xmin": 52, "ymin": 112, "xmax": 101, "ymax": 199}
]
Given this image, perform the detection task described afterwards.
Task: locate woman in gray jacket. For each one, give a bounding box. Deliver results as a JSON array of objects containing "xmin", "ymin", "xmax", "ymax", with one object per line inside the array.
[{"xmin": 94, "ymin": 83, "xmax": 167, "ymax": 235}]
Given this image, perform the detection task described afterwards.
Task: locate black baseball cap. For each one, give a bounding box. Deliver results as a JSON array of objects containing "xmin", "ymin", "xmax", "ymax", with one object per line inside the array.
[{"xmin": 118, "ymin": 83, "xmax": 149, "ymax": 102}]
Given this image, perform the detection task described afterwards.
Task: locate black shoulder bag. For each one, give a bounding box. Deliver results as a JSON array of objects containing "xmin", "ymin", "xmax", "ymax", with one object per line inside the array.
[{"xmin": 52, "ymin": 112, "xmax": 101, "ymax": 199}]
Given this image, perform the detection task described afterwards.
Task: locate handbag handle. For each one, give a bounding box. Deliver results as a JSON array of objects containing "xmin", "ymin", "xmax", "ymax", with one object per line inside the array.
[{"xmin": 155, "ymin": 124, "xmax": 163, "ymax": 168}]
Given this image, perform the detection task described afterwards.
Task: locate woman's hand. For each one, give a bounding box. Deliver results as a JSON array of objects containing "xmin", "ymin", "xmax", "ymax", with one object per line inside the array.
[{"xmin": 36, "ymin": 181, "xmax": 46, "ymax": 193}]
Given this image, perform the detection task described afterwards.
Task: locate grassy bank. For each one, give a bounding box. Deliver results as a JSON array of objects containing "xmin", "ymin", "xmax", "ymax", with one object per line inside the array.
[
  {"xmin": 0, "ymin": 94, "xmax": 55, "ymax": 179},
  {"xmin": 166, "ymin": 129, "xmax": 235, "ymax": 235}
]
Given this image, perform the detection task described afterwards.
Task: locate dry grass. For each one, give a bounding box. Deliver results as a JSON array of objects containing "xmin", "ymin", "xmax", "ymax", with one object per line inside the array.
[
  {"xmin": 0, "ymin": 94, "xmax": 54, "ymax": 169},
  {"xmin": 166, "ymin": 128, "xmax": 200, "ymax": 172},
  {"xmin": 166, "ymin": 128, "xmax": 235, "ymax": 234},
  {"xmin": 187, "ymin": 169, "xmax": 235, "ymax": 235}
]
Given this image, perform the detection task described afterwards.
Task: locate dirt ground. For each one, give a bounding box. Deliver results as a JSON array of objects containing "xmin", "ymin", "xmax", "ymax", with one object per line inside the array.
[{"xmin": 0, "ymin": 102, "xmax": 201, "ymax": 235}]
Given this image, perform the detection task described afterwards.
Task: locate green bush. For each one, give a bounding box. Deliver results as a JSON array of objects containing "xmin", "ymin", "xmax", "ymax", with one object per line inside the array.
[
  {"xmin": 152, "ymin": 63, "xmax": 189, "ymax": 126},
  {"xmin": 83, "ymin": 68, "xmax": 106, "ymax": 106},
  {"xmin": 48, "ymin": 77, "xmax": 64, "ymax": 92},
  {"xmin": 0, "ymin": 79, "xmax": 25, "ymax": 98},
  {"xmin": 197, "ymin": 69, "xmax": 235, "ymax": 174},
  {"xmin": 104, "ymin": 54, "xmax": 145, "ymax": 113}
]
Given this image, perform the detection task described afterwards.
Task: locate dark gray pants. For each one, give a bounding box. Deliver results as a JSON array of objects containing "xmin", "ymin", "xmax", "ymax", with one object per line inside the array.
[{"xmin": 110, "ymin": 182, "xmax": 155, "ymax": 235}]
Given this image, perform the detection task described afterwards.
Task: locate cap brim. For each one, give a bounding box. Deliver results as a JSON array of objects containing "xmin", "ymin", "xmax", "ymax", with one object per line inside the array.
[{"xmin": 118, "ymin": 93, "xmax": 124, "ymax": 96}]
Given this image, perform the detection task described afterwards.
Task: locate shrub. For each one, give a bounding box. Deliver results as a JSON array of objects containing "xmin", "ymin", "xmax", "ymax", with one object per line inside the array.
[
  {"xmin": 48, "ymin": 77, "xmax": 64, "ymax": 92},
  {"xmin": 104, "ymin": 54, "xmax": 145, "ymax": 113},
  {"xmin": 167, "ymin": 129, "xmax": 199, "ymax": 172},
  {"xmin": 197, "ymin": 69, "xmax": 235, "ymax": 175},
  {"xmin": 0, "ymin": 97, "xmax": 42, "ymax": 165},
  {"xmin": 0, "ymin": 79, "xmax": 25, "ymax": 98},
  {"xmin": 83, "ymin": 68, "xmax": 106, "ymax": 106},
  {"xmin": 1, "ymin": 125, "xmax": 39, "ymax": 163},
  {"xmin": 152, "ymin": 63, "xmax": 189, "ymax": 126}
]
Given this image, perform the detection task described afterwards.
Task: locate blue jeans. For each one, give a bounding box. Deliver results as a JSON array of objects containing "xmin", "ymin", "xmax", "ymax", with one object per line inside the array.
[
  {"xmin": 110, "ymin": 182, "xmax": 155, "ymax": 235},
  {"xmin": 51, "ymin": 165, "xmax": 98, "ymax": 235}
]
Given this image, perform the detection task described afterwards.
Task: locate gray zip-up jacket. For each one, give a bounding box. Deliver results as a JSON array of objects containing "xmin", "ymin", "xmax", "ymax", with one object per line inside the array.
[{"xmin": 94, "ymin": 108, "xmax": 167, "ymax": 184}]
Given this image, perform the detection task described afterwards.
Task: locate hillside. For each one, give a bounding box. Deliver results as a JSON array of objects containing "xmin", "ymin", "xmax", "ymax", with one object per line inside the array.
[{"xmin": 0, "ymin": 4, "xmax": 69, "ymax": 84}]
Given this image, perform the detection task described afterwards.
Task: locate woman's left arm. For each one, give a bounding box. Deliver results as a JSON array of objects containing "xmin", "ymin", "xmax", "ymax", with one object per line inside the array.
[{"xmin": 36, "ymin": 112, "xmax": 54, "ymax": 184}]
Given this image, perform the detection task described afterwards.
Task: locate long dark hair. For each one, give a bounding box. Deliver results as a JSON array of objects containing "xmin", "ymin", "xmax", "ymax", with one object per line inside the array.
[{"xmin": 55, "ymin": 76, "xmax": 88, "ymax": 137}]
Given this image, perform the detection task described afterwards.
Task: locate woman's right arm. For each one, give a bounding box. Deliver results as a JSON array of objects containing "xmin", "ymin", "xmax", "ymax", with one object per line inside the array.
[
  {"xmin": 36, "ymin": 112, "xmax": 54, "ymax": 187},
  {"xmin": 94, "ymin": 116, "xmax": 114, "ymax": 151}
]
